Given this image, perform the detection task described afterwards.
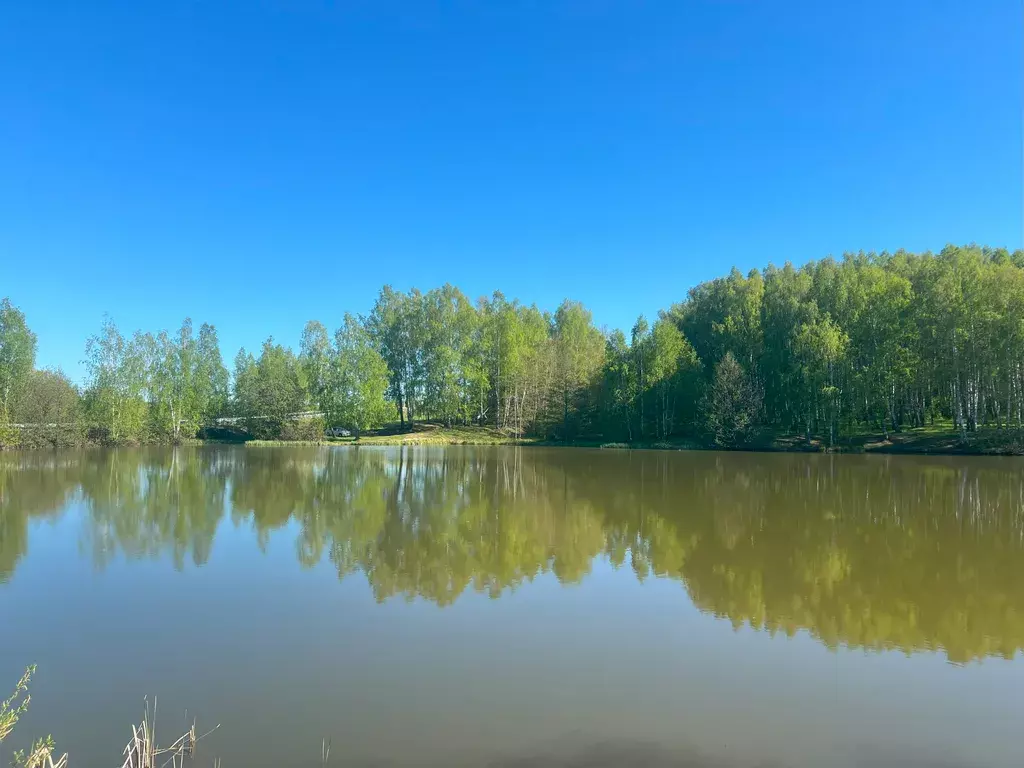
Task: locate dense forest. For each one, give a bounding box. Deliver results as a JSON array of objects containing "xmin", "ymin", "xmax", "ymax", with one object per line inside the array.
[{"xmin": 1, "ymin": 243, "xmax": 1023, "ymax": 449}]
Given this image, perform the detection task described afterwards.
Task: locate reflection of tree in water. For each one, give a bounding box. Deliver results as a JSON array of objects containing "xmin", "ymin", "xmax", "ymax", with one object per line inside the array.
[
  {"xmin": 756, "ymin": 459, "xmax": 1021, "ymax": 662},
  {"xmin": 2, "ymin": 448, "xmax": 1024, "ymax": 660},
  {"xmin": 606, "ymin": 453, "xmax": 1024, "ymax": 664},
  {"xmin": 225, "ymin": 448, "xmax": 1024, "ymax": 660},
  {"xmin": 78, "ymin": 447, "xmax": 230, "ymax": 570},
  {"xmin": 0, "ymin": 453, "xmax": 81, "ymax": 582},
  {"xmin": 230, "ymin": 447, "xmax": 606, "ymax": 604}
]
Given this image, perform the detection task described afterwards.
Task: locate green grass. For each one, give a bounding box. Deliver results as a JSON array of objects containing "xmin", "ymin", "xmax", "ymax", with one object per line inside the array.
[
  {"xmin": 765, "ymin": 421, "xmax": 1024, "ymax": 455},
  {"xmin": 243, "ymin": 438, "xmax": 355, "ymax": 447},
  {"xmin": 354, "ymin": 423, "xmax": 534, "ymax": 446},
  {"xmin": 242, "ymin": 424, "xmax": 531, "ymax": 447},
  {"xmin": 237, "ymin": 421, "xmax": 1024, "ymax": 455}
]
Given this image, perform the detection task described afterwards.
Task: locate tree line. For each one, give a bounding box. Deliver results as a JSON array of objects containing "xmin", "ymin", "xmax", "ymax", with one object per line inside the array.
[{"xmin": 1, "ymin": 243, "xmax": 1022, "ymax": 447}]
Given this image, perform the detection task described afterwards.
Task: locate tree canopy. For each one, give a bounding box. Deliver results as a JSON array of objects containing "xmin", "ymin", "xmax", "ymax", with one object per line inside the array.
[
  {"xmin": 0, "ymin": 299, "xmax": 37, "ymax": 423},
  {"xmin": 4, "ymin": 243, "xmax": 1024, "ymax": 446}
]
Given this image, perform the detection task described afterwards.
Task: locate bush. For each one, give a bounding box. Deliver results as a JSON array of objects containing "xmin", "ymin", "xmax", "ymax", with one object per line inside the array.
[
  {"xmin": 279, "ymin": 416, "xmax": 326, "ymax": 442},
  {"xmin": 0, "ymin": 422, "xmax": 19, "ymax": 449},
  {"xmin": 85, "ymin": 424, "xmax": 112, "ymax": 445},
  {"xmin": 12, "ymin": 424, "xmax": 84, "ymax": 450},
  {"xmin": 0, "ymin": 422, "xmax": 86, "ymax": 450}
]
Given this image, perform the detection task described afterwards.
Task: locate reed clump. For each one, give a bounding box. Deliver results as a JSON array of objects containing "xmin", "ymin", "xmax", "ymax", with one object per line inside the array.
[{"xmin": 2, "ymin": 669, "xmax": 217, "ymax": 768}]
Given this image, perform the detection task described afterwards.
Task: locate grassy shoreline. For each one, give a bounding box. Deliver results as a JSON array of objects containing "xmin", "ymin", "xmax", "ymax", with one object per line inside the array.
[
  {"xmin": 241, "ymin": 423, "xmax": 1024, "ymax": 455},
  {"xmin": 4, "ymin": 422, "xmax": 1022, "ymax": 455}
]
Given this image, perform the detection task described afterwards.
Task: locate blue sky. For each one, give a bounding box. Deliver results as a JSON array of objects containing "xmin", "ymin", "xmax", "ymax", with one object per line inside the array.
[{"xmin": 2, "ymin": 0, "xmax": 1021, "ymax": 381}]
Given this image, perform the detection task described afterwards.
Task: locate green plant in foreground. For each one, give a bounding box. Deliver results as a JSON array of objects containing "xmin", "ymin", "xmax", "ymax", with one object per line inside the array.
[
  {"xmin": 0, "ymin": 665, "xmax": 34, "ymax": 742},
  {"xmin": 11, "ymin": 735, "xmax": 59, "ymax": 768},
  {"xmin": 2, "ymin": 667, "xmax": 222, "ymax": 768},
  {"xmin": 1, "ymin": 666, "xmax": 62, "ymax": 768}
]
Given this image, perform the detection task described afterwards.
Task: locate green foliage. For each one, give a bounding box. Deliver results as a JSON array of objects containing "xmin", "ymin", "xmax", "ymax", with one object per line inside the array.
[
  {"xmin": 629, "ymin": 316, "xmax": 651, "ymax": 439},
  {"xmin": 279, "ymin": 416, "xmax": 326, "ymax": 442},
  {"xmin": 479, "ymin": 293, "xmax": 553, "ymax": 436},
  {"xmin": 1, "ymin": 667, "xmax": 60, "ymax": 768},
  {"xmin": 11, "ymin": 737, "xmax": 56, "ymax": 768},
  {"xmin": 600, "ymin": 329, "xmax": 633, "ymax": 440},
  {"xmin": 83, "ymin": 318, "xmax": 149, "ymax": 443},
  {"xmin": 0, "ymin": 421, "xmax": 19, "ymax": 448},
  {"xmin": 148, "ymin": 320, "xmax": 229, "ymax": 440},
  {"xmin": 371, "ymin": 286, "xmax": 565, "ymax": 437},
  {"xmin": 11, "ymin": 369, "xmax": 80, "ymax": 429},
  {"xmin": 419, "ymin": 285, "xmax": 480, "ymax": 426},
  {"xmin": 705, "ymin": 352, "xmax": 761, "ymax": 447},
  {"xmin": 300, "ymin": 321, "xmax": 333, "ymax": 419},
  {"xmin": 5, "ymin": 243, "xmax": 1024, "ymax": 447},
  {"xmin": 674, "ymin": 267, "xmax": 764, "ymax": 378},
  {"xmin": 367, "ymin": 286, "xmax": 423, "ymax": 426},
  {"xmin": 232, "ymin": 348, "xmax": 256, "ymax": 417},
  {"xmin": 0, "ymin": 299, "xmax": 37, "ymax": 424},
  {"xmin": 552, "ymin": 300, "xmax": 606, "ymax": 438},
  {"xmin": 9, "ymin": 424, "xmax": 83, "ymax": 450},
  {"xmin": 233, "ymin": 339, "xmax": 308, "ymax": 439},
  {"xmin": 793, "ymin": 314, "xmax": 848, "ymax": 445},
  {"xmin": 0, "ymin": 665, "xmax": 34, "ymax": 743},
  {"xmin": 669, "ymin": 245, "xmax": 1024, "ymax": 445},
  {"xmin": 331, "ymin": 313, "xmax": 394, "ymax": 431},
  {"xmin": 78, "ymin": 316, "xmax": 229, "ymax": 445},
  {"xmin": 194, "ymin": 323, "xmax": 230, "ymax": 430},
  {"xmin": 649, "ymin": 316, "xmax": 701, "ymax": 439}
]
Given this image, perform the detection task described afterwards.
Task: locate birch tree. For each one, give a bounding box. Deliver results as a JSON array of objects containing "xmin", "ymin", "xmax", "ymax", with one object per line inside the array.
[
  {"xmin": 84, "ymin": 318, "xmax": 149, "ymax": 442},
  {"xmin": 332, "ymin": 313, "xmax": 393, "ymax": 431},
  {"xmin": 0, "ymin": 299, "xmax": 36, "ymax": 423}
]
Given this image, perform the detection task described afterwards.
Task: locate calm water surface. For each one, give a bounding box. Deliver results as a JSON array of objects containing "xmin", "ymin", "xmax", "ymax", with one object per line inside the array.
[{"xmin": 1, "ymin": 446, "xmax": 1022, "ymax": 767}]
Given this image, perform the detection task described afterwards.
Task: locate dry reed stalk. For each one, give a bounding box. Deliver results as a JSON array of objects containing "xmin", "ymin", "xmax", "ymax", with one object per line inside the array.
[
  {"xmin": 16, "ymin": 742, "xmax": 67, "ymax": 768},
  {"xmin": 119, "ymin": 699, "xmax": 217, "ymax": 768}
]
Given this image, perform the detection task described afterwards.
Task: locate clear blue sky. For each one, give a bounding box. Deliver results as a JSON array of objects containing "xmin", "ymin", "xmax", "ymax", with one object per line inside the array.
[{"xmin": 2, "ymin": 0, "xmax": 1021, "ymax": 381}]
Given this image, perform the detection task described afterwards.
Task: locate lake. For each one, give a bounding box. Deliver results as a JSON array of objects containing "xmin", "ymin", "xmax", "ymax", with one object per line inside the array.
[{"xmin": 1, "ymin": 446, "xmax": 1022, "ymax": 767}]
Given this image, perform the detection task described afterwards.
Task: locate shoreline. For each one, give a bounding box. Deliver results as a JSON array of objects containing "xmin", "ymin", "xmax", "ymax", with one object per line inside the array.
[
  {"xmin": 25, "ymin": 436, "xmax": 1021, "ymax": 457},
  {"xmin": 4, "ymin": 424, "xmax": 1023, "ymax": 456},
  {"xmin": 190, "ymin": 422, "xmax": 1024, "ymax": 456}
]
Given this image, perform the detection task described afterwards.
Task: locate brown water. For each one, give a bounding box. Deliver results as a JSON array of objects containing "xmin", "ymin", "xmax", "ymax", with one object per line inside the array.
[{"xmin": 1, "ymin": 446, "xmax": 1022, "ymax": 767}]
